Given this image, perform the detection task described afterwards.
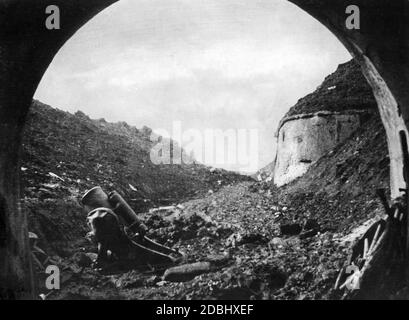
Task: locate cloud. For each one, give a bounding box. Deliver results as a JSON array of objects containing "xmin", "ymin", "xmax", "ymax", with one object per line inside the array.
[{"xmin": 35, "ymin": 0, "xmax": 351, "ymax": 172}]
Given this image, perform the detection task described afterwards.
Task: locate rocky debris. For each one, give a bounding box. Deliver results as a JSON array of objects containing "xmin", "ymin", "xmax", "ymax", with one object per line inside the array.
[
  {"xmin": 74, "ymin": 252, "xmax": 97, "ymax": 268},
  {"xmin": 248, "ymin": 181, "xmax": 270, "ymax": 193},
  {"xmin": 206, "ymin": 253, "xmax": 231, "ymax": 267},
  {"xmin": 24, "ymin": 198, "xmax": 88, "ymax": 255},
  {"xmin": 226, "ymin": 232, "xmax": 269, "ymax": 248},
  {"xmin": 285, "ymin": 59, "xmax": 377, "ymax": 118},
  {"xmin": 269, "ymin": 237, "xmax": 286, "ymax": 249},
  {"xmin": 145, "ymin": 209, "xmax": 223, "ymax": 246},
  {"xmin": 148, "ymin": 205, "xmax": 183, "ymax": 222},
  {"xmin": 111, "ymin": 270, "xmax": 146, "ymax": 289},
  {"xmin": 254, "ymin": 265, "xmax": 288, "ymax": 292}
]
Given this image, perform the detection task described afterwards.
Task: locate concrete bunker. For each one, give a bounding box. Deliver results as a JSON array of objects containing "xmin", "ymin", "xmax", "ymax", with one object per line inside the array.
[{"xmin": 273, "ymin": 60, "xmax": 378, "ymax": 186}]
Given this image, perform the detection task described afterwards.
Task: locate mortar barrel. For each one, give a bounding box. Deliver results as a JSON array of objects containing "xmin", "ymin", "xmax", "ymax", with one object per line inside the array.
[
  {"xmin": 81, "ymin": 186, "xmax": 112, "ymax": 210},
  {"xmin": 108, "ymin": 191, "xmax": 142, "ymax": 227}
]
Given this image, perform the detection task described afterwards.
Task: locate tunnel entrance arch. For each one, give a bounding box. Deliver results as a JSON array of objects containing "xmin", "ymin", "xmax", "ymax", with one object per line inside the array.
[{"xmin": 0, "ymin": 0, "xmax": 408, "ymax": 299}]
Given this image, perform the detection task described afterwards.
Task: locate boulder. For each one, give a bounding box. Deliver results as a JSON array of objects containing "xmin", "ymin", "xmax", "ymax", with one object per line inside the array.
[
  {"xmin": 206, "ymin": 253, "xmax": 231, "ymax": 267},
  {"xmin": 270, "ymin": 237, "xmax": 285, "ymax": 248},
  {"xmin": 163, "ymin": 262, "xmax": 212, "ymax": 282}
]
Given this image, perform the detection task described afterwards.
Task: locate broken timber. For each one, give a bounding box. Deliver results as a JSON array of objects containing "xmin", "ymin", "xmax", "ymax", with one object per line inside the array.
[{"xmin": 335, "ymin": 189, "xmax": 407, "ymax": 299}]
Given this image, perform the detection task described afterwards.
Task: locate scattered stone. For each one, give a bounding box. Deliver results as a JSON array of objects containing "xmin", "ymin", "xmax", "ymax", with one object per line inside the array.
[
  {"xmin": 145, "ymin": 275, "xmax": 161, "ymax": 286},
  {"xmin": 206, "ymin": 253, "xmax": 231, "ymax": 267},
  {"xmin": 225, "ymin": 233, "xmax": 242, "ymax": 247},
  {"xmin": 163, "ymin": 262, "xmax": 212, "ymax": 282},
  {"xmin": 74, "ymin": 252, "xmax": 97, "ymax": 267},
  {"xmin": 113, "ymin": 271, "xmax": 144, "ymax": 289},
  {"xmin": 29, "ymin": 231, "xmax": 39, "ymax": 241},
  {"xmin": 226, "ymin": 232, "xmax": 268, "ymax": 247},
  {"xmin": 85, "ymin": 252, "xmax": 98, "ymax": 261},
  {"xmin": 270, "ymin": 237, "xmax": 285, "ymax": 248}
]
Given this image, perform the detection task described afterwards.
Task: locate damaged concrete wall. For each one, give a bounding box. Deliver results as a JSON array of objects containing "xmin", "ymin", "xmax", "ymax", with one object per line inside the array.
[
  {"xmin": 274, "ymin": 111, "xmax": 367, "ymax": 186},
  {"xmin": 272, "ymin": 59, "xmax": 377, "ymax": 187}
]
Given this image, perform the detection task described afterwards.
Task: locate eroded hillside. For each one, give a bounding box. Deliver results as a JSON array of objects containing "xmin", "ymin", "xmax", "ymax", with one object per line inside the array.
[
  {"xmin": 285, "ymin": 60, "xmax": 376, "ymax": 117},
  {"xmin": 21, "ymin": 101, "xmax": 251, "ymax": 253}
]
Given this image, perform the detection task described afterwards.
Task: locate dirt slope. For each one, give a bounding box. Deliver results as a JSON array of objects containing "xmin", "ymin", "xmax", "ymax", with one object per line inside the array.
[
  {"xmin": 21, "ymin": 100, "xmax": 251, "ymax": 253},
  {"xmin": 285, "ymin": 59, "xmax": 377, "ymax": 117},
  {"xmin": 22, "ymin": 101, "xmax": 249, "ymax": 206}
]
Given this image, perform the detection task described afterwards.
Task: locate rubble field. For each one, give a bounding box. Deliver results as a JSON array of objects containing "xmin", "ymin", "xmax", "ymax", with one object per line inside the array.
[{"xmin": 24, "ymin": 112, "xmax": 408, "ymax": 300}]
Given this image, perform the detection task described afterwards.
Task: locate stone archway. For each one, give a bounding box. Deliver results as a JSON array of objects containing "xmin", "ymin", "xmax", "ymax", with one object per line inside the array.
[
  {"xmin": 0, "ymin": 0, "xmax": 408, "ymax": 299},
  {"xmin": 0, "ymin": 0, "xmax": 118, "ymax": 299}
]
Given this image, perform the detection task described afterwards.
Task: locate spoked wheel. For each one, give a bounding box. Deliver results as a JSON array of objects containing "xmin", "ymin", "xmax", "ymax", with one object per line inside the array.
[{"xmin": 334, "ymin": 206, "xmax": 407, "ymax": 299}]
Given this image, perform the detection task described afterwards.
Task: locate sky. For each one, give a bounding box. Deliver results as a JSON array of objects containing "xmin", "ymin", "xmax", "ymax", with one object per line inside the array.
[{"xmin": 35, "ymin": 0, "xmax": 351, "ymax": 173}]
